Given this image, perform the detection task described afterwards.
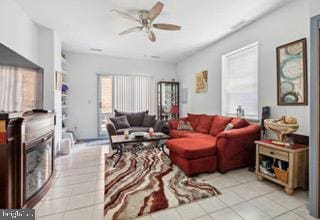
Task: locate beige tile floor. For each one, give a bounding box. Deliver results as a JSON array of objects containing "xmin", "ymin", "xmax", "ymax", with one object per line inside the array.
[{"xmin": 35, "ymin": 143, "xmax": 316, "ymax": 220}]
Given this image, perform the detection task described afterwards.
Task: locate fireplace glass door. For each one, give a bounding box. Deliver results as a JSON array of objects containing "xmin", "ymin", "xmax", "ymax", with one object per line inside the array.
[{"xmin": 25, "ymin": 135, "xmax": 53, "ymax": 200}]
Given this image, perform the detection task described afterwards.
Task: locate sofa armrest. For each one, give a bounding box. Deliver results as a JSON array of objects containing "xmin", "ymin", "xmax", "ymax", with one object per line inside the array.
[
  {"xmin": 216, "ymin": 124, "xmax": 261, "ymax": 172},
  {"xmin": 217, "ymin": 124, "xmax": 261, "ymax": 139},
  {"xmin": 153, "ymin": 119, "xmax": 165, "ymax": 132},
  {"xmin": 106, "ymin": 120, "xmax": 117, "ymax": 138},
  {"xmin": 168, "ymin": 117, "xmax": 187, "ymax": 130}
]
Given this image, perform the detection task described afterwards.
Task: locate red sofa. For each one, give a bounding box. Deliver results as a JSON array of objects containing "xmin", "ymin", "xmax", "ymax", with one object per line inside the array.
[{"xmin": 166, "ymin": 114, "xmax": 261, "ymax": 176}]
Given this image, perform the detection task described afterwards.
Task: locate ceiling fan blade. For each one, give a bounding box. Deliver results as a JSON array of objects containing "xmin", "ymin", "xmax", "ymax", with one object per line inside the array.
[
  {"xmin": 118, "ymin": 26, "xmax": 142, "ymax": 35},
  {"xmin": 147, "ymin": 1, "xmax": 164, "ymax": 20},
  {"xmin": 153, "ymin": 23, "xmax": 181, "ymax": 31},
  {"xmin": 147, "ymin": 30, "xmax": 156, "ymax": 42},
  {"xmin": 111, "ymin": 9, "xmax": 140, "ymax": 23}
]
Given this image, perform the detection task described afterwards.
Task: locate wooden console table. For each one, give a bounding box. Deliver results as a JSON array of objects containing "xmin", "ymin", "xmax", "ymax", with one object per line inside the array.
[{"xmin": 255, "ymin": 140, "xmax": 308, "ymax": 195}]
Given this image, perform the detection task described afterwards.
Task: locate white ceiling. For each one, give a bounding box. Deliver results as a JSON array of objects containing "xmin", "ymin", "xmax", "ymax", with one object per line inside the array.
[{"xmin": 16, "ymin": 0, "xmax": 291, "ymax": 63}]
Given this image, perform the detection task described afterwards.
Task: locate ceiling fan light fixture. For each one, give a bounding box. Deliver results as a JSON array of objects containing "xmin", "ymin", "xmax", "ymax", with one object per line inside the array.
[{"xmin": 111, "ymin": 1, "xmax": 181, "ymax": 42}]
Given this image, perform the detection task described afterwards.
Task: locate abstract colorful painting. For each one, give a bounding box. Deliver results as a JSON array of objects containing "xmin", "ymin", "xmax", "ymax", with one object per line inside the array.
[
  {"xmin": 195, "ymin": 70, "xmax": 208, "ymax": 93},
  {"xmin": 276, "ymin": 39, "xmax": 307, "ymax": 105}
]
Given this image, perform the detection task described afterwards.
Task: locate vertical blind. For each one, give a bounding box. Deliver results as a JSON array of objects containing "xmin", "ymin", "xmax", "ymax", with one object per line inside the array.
[
  {"xmin": 221, "ymin": 42, "xmax": 259, "ymax": 119},
  {"xmin": 113, "ymin": 75, "xmax": 155, "ymax": 113}
]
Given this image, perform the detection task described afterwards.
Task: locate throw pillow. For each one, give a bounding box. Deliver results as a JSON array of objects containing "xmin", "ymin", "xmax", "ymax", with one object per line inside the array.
[
  {"xmin": 114, "ymin": 110, "xmax": 149, "ymax": 126},
  {"xmin": 142, "ymin": 115, "xmax": 156, "ymax": 127},
  {"xmin": 210, "ymin": 115, "xmax": 233, "ymax": 136},
  {"xmin": 177, "ymin": 120, "xmax": 193, "ymax": 131},
  {"xmin": 196, "ymin": 115, "xmax": 215, "ymax": 133},
  {"xmin": 168, "ymin": 118, "xmax": 187, "ymax": 130},
  {"xmin": 187, "ymin": 113, "xmax": 203, "ymax": 130},
  {"xmin": 224, "ymin": 123, "xmax": 234, "ymax": 131},
  {"xmin": 109, "ymin": 116, "xmax": 130, "ymax": 130},
  {"xmin": 231, "ymin": 118, "xmax": 250, "ymax": 129}
]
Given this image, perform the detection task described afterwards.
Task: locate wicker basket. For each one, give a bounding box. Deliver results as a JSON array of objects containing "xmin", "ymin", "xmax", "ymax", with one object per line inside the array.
[{"xmin": 273, "ymin": 166, "xmax": 288, "ymax": 184}]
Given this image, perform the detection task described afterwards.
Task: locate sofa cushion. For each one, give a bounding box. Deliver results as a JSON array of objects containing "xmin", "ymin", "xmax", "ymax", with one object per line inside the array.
[
  {"xmin": 169, "ymin": 129, "xmax": 194, "ymax": 138},
  {"xmin": 141, "ymin": 115, "xmax": 156, "ymax": 127},
  {"xmin": 167, "ymin": 138, "xmax": 217, "ymax": 159},
  {"xmin": 181, "ymin": 132, "xmax": 216, "ymax": 141},
  {"xmin": 196, "ymin": 115, "xmax": 215, "ymax": 133},
  {"xmin": 210, "ymin": 115, "xmax": 233, "ymax": 136},
  {"xmin": 187, "ymin": 113, "xmax": 203, "ymax": 130},
  {"xmin": 177, "ymin": 120, "xmax": 193, "ymax": 131},
  {"xmin": 231, "ymin": 118, "xmax": 250, "ymax": 129},
  {"xmin": 109, "ymin": 116, "xmax": 130, "ymax": 129},
  {"xmin": 171, "ymin": 130, "xmax": 215, "ymax": 140},
  {"xmin": 114, "ymin": 110, "xmax": 148, "ymax": 126},
  {"xmin": 116, "ymin": 126, "xmax": 149, "ymax": 134}
]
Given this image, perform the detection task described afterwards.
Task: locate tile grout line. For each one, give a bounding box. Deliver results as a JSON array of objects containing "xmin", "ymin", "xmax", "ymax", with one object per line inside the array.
[
  {"xmin": 44, "ymin": 188, "xmax": 103, "ymax": 202},
  {"xmin": 291, "ymin": 204, "xmax": 312, "ymax": 220},
  {"xmin": 37, "ymin": 200, "xmax": 103, "ymax": 219},
  {"xmin": 39, "ymin": 144, "xmax": 311, "ymax": 220}
]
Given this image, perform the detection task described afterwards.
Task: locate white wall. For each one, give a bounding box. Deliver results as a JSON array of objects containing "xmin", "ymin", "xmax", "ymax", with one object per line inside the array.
[
  {"xmin": 177, "ymin": 0, "xmax": 310, "ymax": 135},
  {"xmin": 38, "ymin": 27, "xmax": 55, "ymax": 109},
  {"xmin": 0, "ymin": 0, "xmax": 38, "ymax": 63},
  {"xmin": 37, "ymin": 27, "xmax": 63, "ymax": 154},
  {"xmin": 53, "ymin": 33, "xmax": 62, "ymax": 153},
  {"xmin": 0, "ymin": 0, "xmax": 63, "ymax": 153},
  {"xmin": 311, "ymin": 0, "xmax": 320, "ymax": 17},
  {"xmin": 65, "ymin": 52, "xmax": 176, "ymax": 139}
]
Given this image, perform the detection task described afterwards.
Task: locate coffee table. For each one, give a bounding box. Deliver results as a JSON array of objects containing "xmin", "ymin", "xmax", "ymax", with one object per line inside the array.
[{"xmin": 110, "ymin": 132, "xmax": 170, "ymax": 167}]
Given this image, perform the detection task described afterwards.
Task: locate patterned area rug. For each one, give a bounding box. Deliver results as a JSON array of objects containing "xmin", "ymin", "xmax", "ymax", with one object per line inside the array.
[{"xmin": 104, "ymin": 149, "xmax": 220, "ymax": 220}]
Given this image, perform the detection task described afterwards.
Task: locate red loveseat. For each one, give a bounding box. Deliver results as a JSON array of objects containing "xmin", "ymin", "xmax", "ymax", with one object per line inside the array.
[{"xmin": 166, "ymin": 114, "xmax": 261, "ymax": 176}]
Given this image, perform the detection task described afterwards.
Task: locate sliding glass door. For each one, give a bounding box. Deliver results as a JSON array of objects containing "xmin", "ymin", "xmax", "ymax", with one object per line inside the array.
[
  {"xmin": 98, "ymin": 75, "xmax": 113, "ymax": 136},
  {"xmin": 98, "ymin": 74, "xmax": 155, "ymax": 137}
]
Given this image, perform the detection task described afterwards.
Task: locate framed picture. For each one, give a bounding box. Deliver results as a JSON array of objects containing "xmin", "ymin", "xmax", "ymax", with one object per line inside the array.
[
  {"xmin": 195, "ymin": 70, "xmax": 208, "ymax": 93},
  {"xmin": 276, "ymin": 38, "xmax": 308, "ymax": 105}
]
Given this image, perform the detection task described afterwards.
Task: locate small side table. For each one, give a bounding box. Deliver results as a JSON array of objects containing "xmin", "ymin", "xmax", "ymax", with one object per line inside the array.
[{"xmin": 255, "ymin": 140, "xmax": 308, "ymax": 195}]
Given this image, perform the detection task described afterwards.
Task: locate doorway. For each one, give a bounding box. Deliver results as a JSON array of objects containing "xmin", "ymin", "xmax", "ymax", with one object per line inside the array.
[
  {"xmin": 98, "ymin": 75, "xmax": 113, "ymax": 137},
  {"xmin": 310, "ymin": 15, "xmax": 320, "ymax": 218}
]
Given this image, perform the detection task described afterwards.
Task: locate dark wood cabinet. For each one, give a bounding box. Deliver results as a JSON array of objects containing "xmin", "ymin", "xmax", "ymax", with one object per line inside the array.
[
  {"xmin": 0, "ymin": 113, "xmax": 24, "ymax": 208},
  {"xmin": 0, "ymin": 111, "xmax": 55, "ymax": 208},
  {"xmin": 157, "ymin": 81, "xmax": 179, "ymax": 121}
]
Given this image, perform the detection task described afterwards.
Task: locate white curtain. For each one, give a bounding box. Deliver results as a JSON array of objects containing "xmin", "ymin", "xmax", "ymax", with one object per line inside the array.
[
  {"xmin": 113, "ymin": 75, "xmax": 155, "ymax": 114},
  {"xmin": 0, "ymin": 65, "xmax": 22, "ymax": 112}
]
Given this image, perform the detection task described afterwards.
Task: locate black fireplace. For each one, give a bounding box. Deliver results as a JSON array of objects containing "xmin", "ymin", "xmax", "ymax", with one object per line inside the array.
[
  {"xmin": 22, "ymin": 111, "xmax": 55, "ymax": 207},
  {"xmin": 0, "ymin": 111, "xmax": 55, "ymax": 208},
  {"xmin": 0, "ymin": 42, "xmax": 53, "ymax": 209},
  {"xmin": 25, "ymin": 132, "xmax": 53, "ymax": 200}
]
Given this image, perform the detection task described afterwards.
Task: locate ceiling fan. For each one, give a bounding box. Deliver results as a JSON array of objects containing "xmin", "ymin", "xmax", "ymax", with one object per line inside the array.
[{"xmin": 111, "ymin": 1, "xmax": 181, "ymax": 42}]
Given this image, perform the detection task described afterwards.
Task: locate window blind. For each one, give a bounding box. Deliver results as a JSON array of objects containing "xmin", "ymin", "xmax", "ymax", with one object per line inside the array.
[
  {"xmin": 222, "ymin": 42, "xmax": 259, "ymax": 119},
  {"xmin": 113, "ymin": 75, "xmax": 155, "ymax": 114}
]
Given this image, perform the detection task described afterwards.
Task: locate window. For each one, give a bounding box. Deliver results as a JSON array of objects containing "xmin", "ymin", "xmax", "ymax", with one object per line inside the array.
[
  {"xmin": 21, "ymin": 68, "xmax": 43, "ymax": 111},
  {"xmin": 113, "ymin": 75, "xmax": 155, "ymax": 113},
  {"xmin": 221, "ymin": 42, "xmax": 258, "ymax": 119},
  {"xmin": 100, "ymin": 76, "xmax": 113, "ymax": 114},
  {"xmin": 0, "ymin": 65, "xmax": 43, "ymax": 112},
  {"xmin": 98, "ymin": 74, "xmax": 155, "ymax": 136}
]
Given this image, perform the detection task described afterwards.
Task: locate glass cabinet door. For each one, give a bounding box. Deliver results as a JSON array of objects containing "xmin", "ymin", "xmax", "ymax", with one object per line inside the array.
[{"xmin": 157, "ymin": 81, "xmax": 179, "ymax": 121}]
